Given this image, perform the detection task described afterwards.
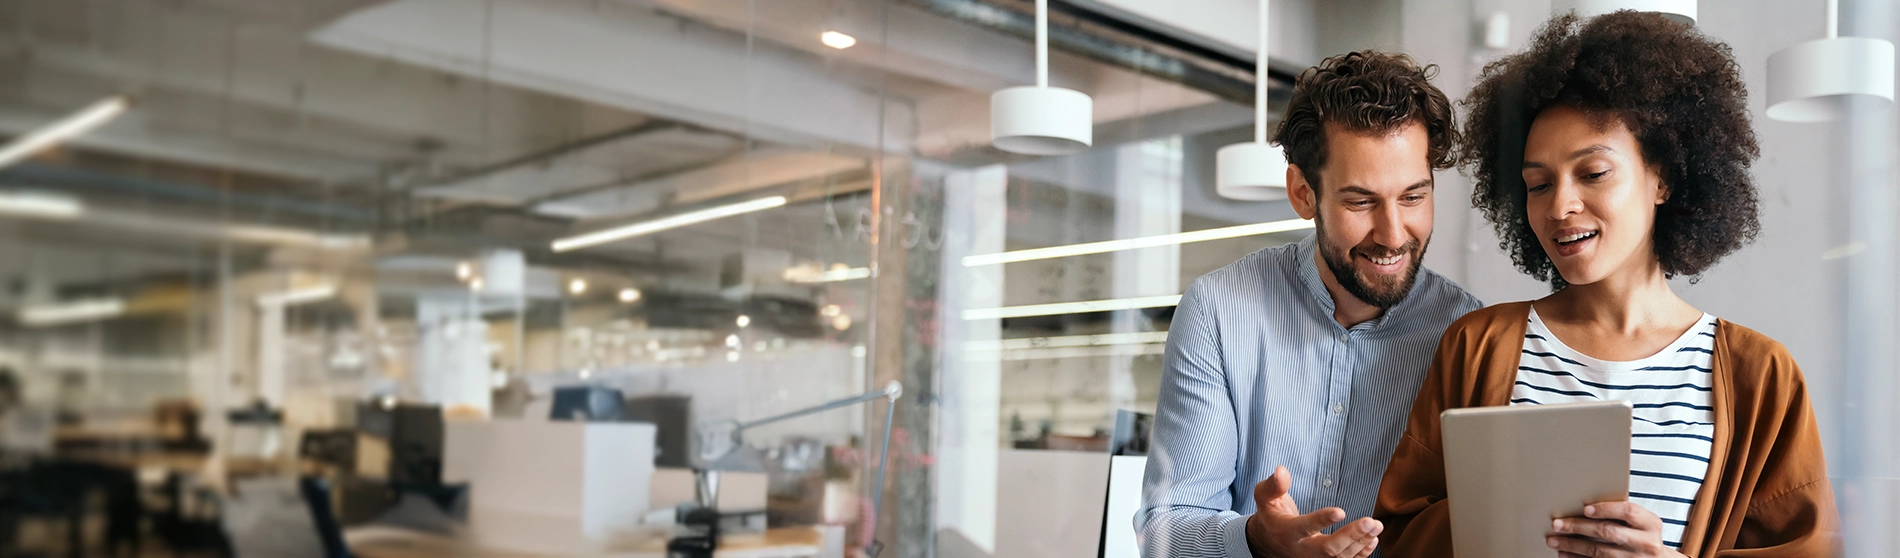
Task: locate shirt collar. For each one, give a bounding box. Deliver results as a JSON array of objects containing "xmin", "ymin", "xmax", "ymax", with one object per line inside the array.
[{"xmin": 1292, "ymin": 232, "xmax": 1425, "ymax": 332}]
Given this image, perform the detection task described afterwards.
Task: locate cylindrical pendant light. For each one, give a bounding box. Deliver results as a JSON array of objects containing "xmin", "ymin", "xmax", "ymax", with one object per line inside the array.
[
  {"xmin": 991, "ymin": 0, "xmax": 1092, "ymax": 156},
  {"xmin": 1215, "ymin": 0, "xmax": 1289, "ymax": 201},
  {"xmin": 1552, "ymin": 0, "xmax": 1696, "ymax": 25},
  {"xmin": 1766, "ymin": 0, "xmax": 1896, "ymax": 123}
]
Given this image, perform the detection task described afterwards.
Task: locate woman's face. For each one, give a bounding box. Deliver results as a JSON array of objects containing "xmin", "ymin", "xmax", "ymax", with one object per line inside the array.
[{"xmin": 1520, "ymin": 105, "xmax": 1668, "ymax": 287}]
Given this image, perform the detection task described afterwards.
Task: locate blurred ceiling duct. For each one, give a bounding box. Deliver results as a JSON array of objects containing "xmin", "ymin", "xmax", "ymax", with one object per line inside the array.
[{"xmin": 905, "ymin": 0, "xmax": 1293, "ymax": 108}]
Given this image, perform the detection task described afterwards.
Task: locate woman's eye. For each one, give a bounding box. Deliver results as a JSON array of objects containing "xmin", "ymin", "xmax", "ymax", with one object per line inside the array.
[
  {"xmin": 1583, "ymin": 170, "xmax": 1609, "ymax": 180},
  {"xmin": 1527, "ymin": 183, "xmax": 1551, "ymax": 193}
]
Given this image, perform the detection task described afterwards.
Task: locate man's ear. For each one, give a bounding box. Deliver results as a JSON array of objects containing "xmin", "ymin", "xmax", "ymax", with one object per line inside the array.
[{"xmin": 1288, "ymin": 164, "xmax": 1318, "ymax": 220}]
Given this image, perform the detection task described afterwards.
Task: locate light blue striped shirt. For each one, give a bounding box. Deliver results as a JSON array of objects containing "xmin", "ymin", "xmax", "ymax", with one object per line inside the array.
[{"xmin": 1138, "ymin": 233, "xmax": 1482, "ymax": 558}]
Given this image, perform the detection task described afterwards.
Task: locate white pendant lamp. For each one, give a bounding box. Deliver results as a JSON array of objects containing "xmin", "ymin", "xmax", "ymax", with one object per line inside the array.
[
  {"xmin": 1766, "ymin": 0, "xmax": 1895, "ymax": 122},
  {"xmin": 1552, "ymin": 0, "xmax": 1696, "ymax": 25},
  {"xmin": 991, "ymin": 0, "xmax": 1092, "ymax": 155},
  {"xmin": 1215, "ymin": 0, "xmax": 1289, "ymax": 201}
]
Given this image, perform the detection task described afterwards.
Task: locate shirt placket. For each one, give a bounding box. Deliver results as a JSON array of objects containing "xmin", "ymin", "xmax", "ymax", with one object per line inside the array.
[{"xmin": 1314, "ymin": 327, "xmax": 1357, "ymax": 528}]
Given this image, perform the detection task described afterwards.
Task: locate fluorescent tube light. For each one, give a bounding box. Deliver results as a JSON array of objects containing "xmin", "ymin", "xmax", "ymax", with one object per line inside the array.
[
  {"xmin": 964, "ymin": 331, "xmax": 1170, "ymax": 352},
  {"xmin": 785, "ymin": 266, "xmax": 871, "ymax": 283},
  {"xmin": 962, "ymin": 218, "xmax": 1313, "ymax": 267},
  {"xmin": 961, "ymin": 294, "xmax": 1182, "ymax": 321},
  {"xmin": 0, "ymin": 96, "xmax": 131, "ymax": 170},
  {"xmin": 552, "ymin": 196, "xmax": 787, "ymax": 252},
  {"xmin": 256, "ymin": 285, "xmax": 337, "ymax": 307},
  {"xmin": 0, "ymin": 190, "xmax": 84, "ymax": 219},
  {"xmin": 994, "ymin": 343, "xmax": 1166, "ymax": 361},
  {"xmin": 19, "ymin": 298, "xmax": 125, "ymax": 327}
]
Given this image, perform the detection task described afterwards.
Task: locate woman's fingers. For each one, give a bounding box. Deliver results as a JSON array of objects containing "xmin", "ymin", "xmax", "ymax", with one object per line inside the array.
[
  {"xmin": 1548, "ymin": 535, "xmax": 1638, "ymax": 558},
  {"xmin": 1585, "ymin": 501, "xmax": 1662, "ymax": 532},
  {"xmin": 1554, "ymin": 517, "xmax": 1635, "ymax": 547}
]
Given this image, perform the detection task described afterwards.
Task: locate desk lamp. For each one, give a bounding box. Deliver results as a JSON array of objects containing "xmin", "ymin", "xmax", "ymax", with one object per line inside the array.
[{"xmin": 671, "ymin": 380, "xmax": 903, "ymax": 558}]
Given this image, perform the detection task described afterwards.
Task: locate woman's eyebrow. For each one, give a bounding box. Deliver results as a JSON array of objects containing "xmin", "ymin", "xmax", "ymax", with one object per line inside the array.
[{"xmin": 1523, "ymin": 144, "xmax": 1613, "ymax": 169}]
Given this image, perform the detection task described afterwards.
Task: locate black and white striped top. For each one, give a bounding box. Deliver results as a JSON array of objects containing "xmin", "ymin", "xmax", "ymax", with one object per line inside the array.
[{"xmin": 1510, "ymin": 308, "xmax": 1716, "ymax": 550}]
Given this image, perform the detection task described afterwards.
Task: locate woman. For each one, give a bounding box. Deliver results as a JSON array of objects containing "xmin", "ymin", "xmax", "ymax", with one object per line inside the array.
[{"xmin": 1374, "ymin": 11, "xmax": 1837, "ymax": 557}]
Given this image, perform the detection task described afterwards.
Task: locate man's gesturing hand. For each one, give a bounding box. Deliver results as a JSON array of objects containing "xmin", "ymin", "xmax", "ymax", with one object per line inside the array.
[{"xmin": 1244, "ymin": 466, "xmax": 1381, "ymax": 558}]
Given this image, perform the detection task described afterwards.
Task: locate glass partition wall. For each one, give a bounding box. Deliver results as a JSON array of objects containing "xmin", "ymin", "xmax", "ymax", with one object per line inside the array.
[{"xmin": 2, "ymin": 0, "xmax": 1894, "ymax": 557}]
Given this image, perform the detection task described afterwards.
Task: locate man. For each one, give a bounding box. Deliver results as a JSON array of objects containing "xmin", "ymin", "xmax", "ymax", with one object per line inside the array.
[{"xmin": 1137, "ymin": 51, "xmax": 1482, "ymax": 558}]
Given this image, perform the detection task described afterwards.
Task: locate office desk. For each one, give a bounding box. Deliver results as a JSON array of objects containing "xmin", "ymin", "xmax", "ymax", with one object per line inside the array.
[{"xmin": 346, "ymin": 525, "xmax": 825, "ymax": 558}]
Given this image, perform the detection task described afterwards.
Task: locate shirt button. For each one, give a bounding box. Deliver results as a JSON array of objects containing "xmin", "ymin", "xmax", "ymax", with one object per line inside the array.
[
  {"xmin": 1322, "ymin": 477, "xmax": 1334, "ymax": 487},
  {"xmin": 1333, "ymin": 403, "xmax": 1344, "ymax": 415},
  {"xmin": 1336, "ymin": 333, "xmax": 1350, "ymax": 343}
]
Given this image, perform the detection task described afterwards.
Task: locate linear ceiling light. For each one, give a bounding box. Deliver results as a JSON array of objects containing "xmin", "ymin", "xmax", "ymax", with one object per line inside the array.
[
  {"xmin": 19, "ymin": 298, "xmax": 125, "ymax": 327},
  {"xmin": 1215, "ymin": 0, "xmax": 1291, "ymax": 201},
  {"xmin": 990, "ymin": 0, "xmax": 1092, "ymax": 155},
  {"xmin": 256, "ymin": 285, "xmax": 338, "ymax": 307},
  {"xmin": 0, "ymin": 190, "xmax": 84, "ymax": 219},
  {"xmin": 552, "ymin": 196, "xmax": 787, "ymax": 252},
  {"xmin": 0, "ymin": 96, "xmax": 131, "ymax": 170},
  {"xmin": 963, "ymin": 331, "xmax": 1170, "ymax": 352},
  {"xmin": 786, "ymin": 266, "xmax": 872, "ymax": 284},
  {"xmin": 962, "ymin": 218, "xmax": 1312, "ymax": 267},
  {"xmin": 961, "ymin": 294, "xmax": 1181, "ymax": 321}
]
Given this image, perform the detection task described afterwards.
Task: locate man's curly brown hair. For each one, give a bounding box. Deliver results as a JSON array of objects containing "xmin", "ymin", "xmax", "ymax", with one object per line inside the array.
[
  {"xmin": 1274, "ymin": 50, "xmax": 1457, "ymax": 192},
  {"xmin": 1461, "ymin": 11, "xmax": 1761, "ymax": 288}
]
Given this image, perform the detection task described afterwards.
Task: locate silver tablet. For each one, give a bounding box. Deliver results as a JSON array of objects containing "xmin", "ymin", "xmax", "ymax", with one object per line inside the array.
[{"xmin": 1441, "ymin": 401, "xmax": 1632, "ymax": 558}]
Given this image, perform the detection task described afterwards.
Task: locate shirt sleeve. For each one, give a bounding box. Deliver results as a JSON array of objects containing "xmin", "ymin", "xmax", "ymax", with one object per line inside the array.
[{"xmin": 1138, "ymin": 283, "xmax": 1255, "ymax": 558}]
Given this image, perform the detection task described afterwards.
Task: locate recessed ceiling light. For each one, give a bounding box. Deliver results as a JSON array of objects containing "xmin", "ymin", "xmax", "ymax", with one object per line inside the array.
[
  {"xmin": 618, "ymin": 288, "xmax": 642, "ymax": 303},
  {"xmin": 821, "ymin": 31, "xmax": 857, "ymax": 50},
  {"xmin": 568, "ymin": 278, "xmax": 588, "ymax": 295}
]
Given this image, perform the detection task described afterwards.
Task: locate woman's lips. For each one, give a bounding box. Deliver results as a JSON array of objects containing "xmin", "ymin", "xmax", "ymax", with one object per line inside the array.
[{"xmin": 1552, "ymin": 231, "xmax": 1596, "ymax": 258}]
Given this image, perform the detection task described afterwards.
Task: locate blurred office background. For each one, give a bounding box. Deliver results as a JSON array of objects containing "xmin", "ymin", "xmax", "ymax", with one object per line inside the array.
[{"xmin": 0, "ymin": 0, "xmax": 1891, "ymax": 557}]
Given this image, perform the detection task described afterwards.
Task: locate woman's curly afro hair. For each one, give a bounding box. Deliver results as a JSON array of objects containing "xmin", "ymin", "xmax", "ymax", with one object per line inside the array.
[{"xmin": 1460, "ymin": 10, "xmax": 1761, "ymax": 288}]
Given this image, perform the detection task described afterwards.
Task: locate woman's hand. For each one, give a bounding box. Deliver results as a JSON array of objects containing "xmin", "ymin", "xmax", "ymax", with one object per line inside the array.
[{"xmin": 1545, "ymin": 501, "xmax": 1687, "ymax": 558}]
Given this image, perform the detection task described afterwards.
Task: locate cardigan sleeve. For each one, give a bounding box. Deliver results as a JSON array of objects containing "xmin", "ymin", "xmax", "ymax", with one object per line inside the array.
[{"xmin": 1713, "ymin": 348, "xmax": 1841, "ymax": 557}]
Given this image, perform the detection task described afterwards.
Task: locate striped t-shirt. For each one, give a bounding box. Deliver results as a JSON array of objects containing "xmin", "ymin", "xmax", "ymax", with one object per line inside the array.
[{"xmin": 1510, "ymin": 308, "xmax": 1716, "ymax": 550}]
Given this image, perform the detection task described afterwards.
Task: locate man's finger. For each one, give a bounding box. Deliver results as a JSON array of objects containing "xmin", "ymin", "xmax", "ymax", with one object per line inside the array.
[
  {"xmin": 1252, "ymin": 466, "xmax": 1296, "ymax": 514},
  {"xmin": 1297, "ymin": 516, "xmax": 1375, "ymax": 554},
  {"xmin": 1288, "ymin": 507, "xmax": 1352, "ymax": 536},
  {"xmin": 1330, "ymin": 522, "xmax": 1381, "ymax": 558},
  {"xmin": 1354, "ymin": 534, "xmax": 1378, "ymax": 558}
]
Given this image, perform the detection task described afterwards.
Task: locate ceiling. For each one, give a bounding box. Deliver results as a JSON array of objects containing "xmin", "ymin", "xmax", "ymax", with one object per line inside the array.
[{"xmin": 0, "ymin": 0, "xmax": 1277, "ymax": 315}]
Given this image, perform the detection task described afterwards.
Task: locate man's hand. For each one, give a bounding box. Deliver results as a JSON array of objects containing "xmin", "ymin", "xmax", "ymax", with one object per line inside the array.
[
  {"xmin": 1245, "ymin": 466, "xmax": 1382, "ymax": 558},
  {"xmin": 1546, "ymin": 501, "xmax": 1688, "ymax": 558}
]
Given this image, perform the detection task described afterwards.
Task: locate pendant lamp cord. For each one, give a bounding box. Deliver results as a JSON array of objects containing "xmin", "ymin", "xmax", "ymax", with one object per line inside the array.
[
  {"xmin": 1255, "ymin": 0, "xmax": 1269, "ymax": 144},
  {"xmin": 1036, "ymin": 0, "xmax": 1049, "ymax": 87},
  {"xmin": 1826, "ymin": 0, "xmax": 1838, "ymax": 39}
]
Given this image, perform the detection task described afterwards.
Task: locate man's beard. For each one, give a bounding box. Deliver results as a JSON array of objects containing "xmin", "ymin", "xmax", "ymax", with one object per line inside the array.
[{"xmin": 1316, "ymin": 218, "xmax": 1428, "ymax": 310}]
